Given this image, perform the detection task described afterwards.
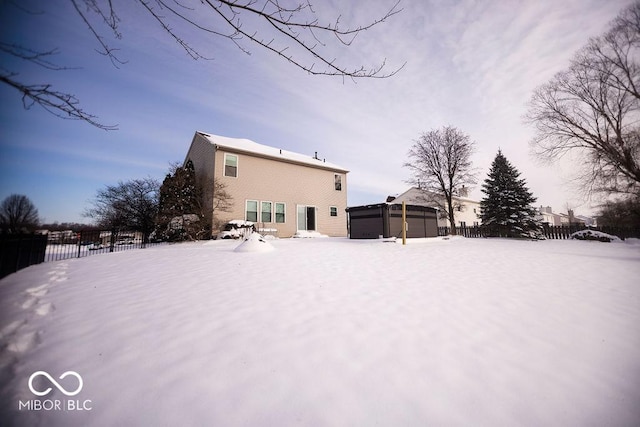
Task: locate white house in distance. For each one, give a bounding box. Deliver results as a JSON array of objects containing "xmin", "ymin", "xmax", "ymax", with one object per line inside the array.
[
  {"xmin": 387, "ymin": 186, "xmax": 482, "ymax": 228},
  {"xmin": 184, "ymin": 132, "xmax": 349, "ymax": 238},
  {"xmin": 537, "ymin": 206, "xmax": 595, "ymax": 227}
]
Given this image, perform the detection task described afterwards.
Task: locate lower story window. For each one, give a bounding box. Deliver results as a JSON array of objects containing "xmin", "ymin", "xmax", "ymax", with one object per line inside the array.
[
  {"xmin": 275, "ymin": 203, "xmax": 285, "ymax": 223},
  {"xmin": 330, "ymin": 206, "xmax": 338, "ymax": 217},
  {"xmin": 246, "ymin": 200, "xmax": 258, "ymax": 222},
  {"xmin": 261, "ymin": 201, "xmax": 272, "ymax": 223}
]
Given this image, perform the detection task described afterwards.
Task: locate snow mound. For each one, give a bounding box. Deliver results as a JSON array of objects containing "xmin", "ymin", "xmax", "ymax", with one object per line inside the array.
[
  {"xmin": 570, "ymin": 229, "xmax": 621, "ymax": 242},
  {"xmin": 234, "ymin": 233, "xmax": 275, "ymax": 253},
  {"xmin": 292, "ymin": 230, "xmax": 328, "ymax": 238},
  {"xmin": 228, "ymin": 220, "xmax": 254, "ymax": 227}
]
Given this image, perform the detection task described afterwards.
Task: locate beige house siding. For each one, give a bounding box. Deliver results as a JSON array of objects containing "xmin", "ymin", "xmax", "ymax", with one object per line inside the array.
[
  {"xmin": 185, "ymin": 132, "xmax": 348, "ymax": 238},
  {"xmin": 184, "ymin": 134, "xmax": 216, "ymax": 226}
]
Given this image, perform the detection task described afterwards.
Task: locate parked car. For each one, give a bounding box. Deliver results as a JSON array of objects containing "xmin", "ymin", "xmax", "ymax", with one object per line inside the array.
[{"xmin": 215, "ymin": 220, "xmax": 255, "ymax": 240}]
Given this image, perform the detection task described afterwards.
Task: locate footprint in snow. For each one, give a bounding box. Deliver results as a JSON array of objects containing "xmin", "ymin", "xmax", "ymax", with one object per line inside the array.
[
  {"xmin": 21, "ymin": 297, "xmax": 39, "ymax": 310},
  {"xmin": 7, "ymin": 331, "xmax": 41, "ymax": 354},
  {"xmin": 35, "ymin": 303, "xmax": 55, "ymax": 316},
  {"xmin": 0, "ymin": 320, "xmax": 26, "ymax": 341},
  {"xmin": 25, "ymin": 284, "xmax": 49, "ymax": 297}
]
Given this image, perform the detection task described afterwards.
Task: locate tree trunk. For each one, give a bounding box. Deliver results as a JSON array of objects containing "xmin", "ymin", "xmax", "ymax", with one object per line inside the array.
[{"xmin": 448, "ymin": 202, "xmax": 457, "ymax": 236}]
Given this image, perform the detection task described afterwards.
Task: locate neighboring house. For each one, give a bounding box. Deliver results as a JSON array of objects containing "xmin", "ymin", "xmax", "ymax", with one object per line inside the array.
[
  {"xmin": 536, "ymin": 206, "xmax": 593, "ymax": 226},
  {"xmin": 537, "ymin": 206, "xmax": 562, "ymax": 226},
  {"xmin": 575, "ymin": 215, "xmax": 596, "ymax": 227},
  {"xmin": 387, "ymin": 187, "xmax": 481, "ymax": 228},
  {"xmin": 184, "ymin": 132, "xmax": 349, "ymax": 238}
]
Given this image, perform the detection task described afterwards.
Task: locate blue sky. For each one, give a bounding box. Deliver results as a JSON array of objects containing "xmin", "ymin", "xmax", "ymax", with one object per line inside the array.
[{"xmin": 0, "ymin": 0, "xmax": 632, "ymax": 224}]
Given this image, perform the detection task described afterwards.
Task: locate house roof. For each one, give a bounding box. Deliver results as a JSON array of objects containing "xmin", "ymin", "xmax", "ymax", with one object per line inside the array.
[
  {"xmin": 390, "ymin": 187, "xmax": 480, "ymax": 206},
  {"xmin": 346, "ymin": 203, "xmax": 437, "ymax": 213},
  {"xmin": 197, "ymin": 132, "xmax": 349, "ymax": 173}
]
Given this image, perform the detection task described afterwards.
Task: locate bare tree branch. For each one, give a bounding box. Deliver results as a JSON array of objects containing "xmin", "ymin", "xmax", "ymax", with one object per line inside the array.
[
  {"xmin": 526, "ymin": 1, "xmax": 640, "ymax": 198},
  {"xmin": 0, "ymin": 73, "xmax": 118, "ymax": 130},
  {"xmin": 404, "ymin": 126, "xmax": 477, "ymax": 235},
  {"xmin": 1, "ymin": 0, "xmax": 403, "ymax": 130}
]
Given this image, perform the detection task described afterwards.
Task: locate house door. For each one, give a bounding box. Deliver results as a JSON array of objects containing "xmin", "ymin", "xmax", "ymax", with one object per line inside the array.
[{"xmin": 297, "ymin": 205, "xmax": 316, "ymax": 231}]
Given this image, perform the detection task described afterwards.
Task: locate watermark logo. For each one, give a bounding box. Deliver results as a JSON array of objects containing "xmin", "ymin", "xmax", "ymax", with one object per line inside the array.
[
  {"xmin": 19, "ymin": 370, "xmax": 92, "ymax": 412},
  {"xmin": 28, "ymin": 371, "xmax": 83, "ymax": 397}
]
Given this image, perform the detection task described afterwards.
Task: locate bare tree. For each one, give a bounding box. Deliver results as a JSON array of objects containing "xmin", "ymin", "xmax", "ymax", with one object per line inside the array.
[
  {"xmin": 0, "ymin": 194, "xmax": 40, "ymax": 233},
  {"xmin": 526, "ymin": 1, "xmax": 640, "ymax": 199},
  {"xmin": 84, "ymin": 178, "xmax": 160, "ymax": 240},
  {"xmin": 404, "ymin": 126, "xmax": 477, "ymax": 235},
  {"xmin": 207, "ymin": 178, "xmax": 235, "ymax": 234},
  {"xmin": 2, "ymin": 0, "xmax": 404, "ymax": 130},
  {"xmin": 597, "ymin": 196, "xmax": 640, "ymax": 227}
]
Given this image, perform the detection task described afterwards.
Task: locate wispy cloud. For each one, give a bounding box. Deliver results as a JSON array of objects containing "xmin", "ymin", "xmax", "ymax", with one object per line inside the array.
[{"xmin": 1, "ymin": 0, "xmax": 632, "ymax": 221}]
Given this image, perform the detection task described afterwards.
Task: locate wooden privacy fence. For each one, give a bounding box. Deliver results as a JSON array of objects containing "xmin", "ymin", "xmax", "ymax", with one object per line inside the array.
[
  {"xmin": 438, "ymin": 225, "xmax": 640, "ymax": 240},
  {"xmin": 541, "ymin": 225, "xmax": 640, "ymax": 239}
]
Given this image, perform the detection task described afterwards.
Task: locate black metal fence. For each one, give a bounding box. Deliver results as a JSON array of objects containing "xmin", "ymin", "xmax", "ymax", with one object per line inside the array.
[
  {"xmin": 438, "ymin": 224, "xmax": 640, "ymax": 239},
  {"xmin": 1, "ymin": 230, "xmax": 165, "ymax": 279},
  {"xmin": 0, "ymin": 234, "xmax": 48, "ymax": 279}
]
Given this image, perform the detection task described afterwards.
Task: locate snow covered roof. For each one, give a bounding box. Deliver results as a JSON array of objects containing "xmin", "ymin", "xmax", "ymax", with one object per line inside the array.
[
  {"xmin": 197, "ymin": 132, "xmax": 348, "ymax": 173},
  {"xmin": 390, "ymin": 187, "xmax": 480, "ymax": 206}
]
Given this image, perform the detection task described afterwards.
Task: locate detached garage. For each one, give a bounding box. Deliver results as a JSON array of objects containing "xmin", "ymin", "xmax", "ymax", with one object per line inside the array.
[{"xmin": 346, "ymin": 203, "xmax": 438, "ymax": 239}]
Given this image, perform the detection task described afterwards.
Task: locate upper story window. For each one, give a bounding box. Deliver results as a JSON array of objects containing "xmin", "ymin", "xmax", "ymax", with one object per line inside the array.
[
  {"xmin": 224, "ymin": 153, "xmax": 238, "ymax": 177},
  {"xmin": 334, "ymin": 174, "xmax": 342, "ymax": 191}
]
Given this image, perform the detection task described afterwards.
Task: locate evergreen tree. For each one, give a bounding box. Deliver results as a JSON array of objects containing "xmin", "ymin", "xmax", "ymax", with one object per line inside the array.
[
  {"xmin": 156, "ymin": 160, "xmax": 208, "ymax": 241},
  {"xmin": 480, "ymin": 151, "xmax": 542, "ymax": 238}
]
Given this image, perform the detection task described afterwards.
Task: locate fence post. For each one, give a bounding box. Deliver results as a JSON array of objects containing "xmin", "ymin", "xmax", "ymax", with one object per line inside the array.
[
  {"xmin": 109, "ymin": 229, "xmax": 116, "ymax": 253},
  {"xmin": 15, "ymin": 234, "xmax": 22, "ymax": 274},
  {"xmin": 76, "ymin": 231, "xmax": 82, "ymax": 258}
]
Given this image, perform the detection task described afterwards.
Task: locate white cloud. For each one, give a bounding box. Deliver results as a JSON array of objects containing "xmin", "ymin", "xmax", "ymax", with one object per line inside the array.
[{"xmin": 1, "ymin": 0, "xmax": 634, "ymax": 221}]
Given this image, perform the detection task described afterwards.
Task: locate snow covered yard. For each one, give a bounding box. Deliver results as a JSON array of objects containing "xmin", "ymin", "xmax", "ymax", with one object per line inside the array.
[{"xmin": 1, "ymin": 237, "xmax": 639, "ymax": 426}]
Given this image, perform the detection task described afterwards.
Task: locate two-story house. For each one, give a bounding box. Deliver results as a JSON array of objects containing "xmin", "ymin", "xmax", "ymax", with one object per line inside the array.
[{"xmin": 184, "ymin": 132, "xmax": 349, "ymax": 238}]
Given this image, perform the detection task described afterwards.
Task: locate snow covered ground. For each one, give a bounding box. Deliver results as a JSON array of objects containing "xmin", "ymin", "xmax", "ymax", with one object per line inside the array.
[{"xmin": 1, "ymin": 236, "xmax": 639, "ymax": 426}]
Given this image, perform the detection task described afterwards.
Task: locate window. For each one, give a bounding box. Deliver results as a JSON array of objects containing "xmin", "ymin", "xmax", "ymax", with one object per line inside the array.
[
  {"xmin": 330, "ymin": 206, "xmax": 338, "ymax": 217},
  {"xmin": 224, "ymin": 154, "xmax": 238, "ymax": 177},
  {"xmin": 275, "ymin": 203, "xmax": 285, "ymax": 223},
  {"xmin": 261, "ymin": 201, "xmax": 272, "ymax": 223},
  {"xmin": 246, "ymin": 200, "xmax": 258, "ymax": 222},
  {"xmin": 334, "ymin": 174, "xmax": 342, "ymax": 191}
]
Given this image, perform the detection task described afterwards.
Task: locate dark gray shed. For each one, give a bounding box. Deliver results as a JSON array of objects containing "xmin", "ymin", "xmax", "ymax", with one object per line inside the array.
[{"xmin": 346, "ymin": 203, "xmax": 438, "ymax": 239}]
